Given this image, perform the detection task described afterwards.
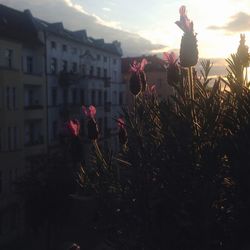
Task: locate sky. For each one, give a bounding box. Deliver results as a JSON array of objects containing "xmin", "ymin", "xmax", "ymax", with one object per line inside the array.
[
  {"xmin": 2, "ymin": 0, "xmax": 250, "ymax": 74},
  {"xmin": 69, "ymin": 0, "xmax": 250, "ymax": 58}
]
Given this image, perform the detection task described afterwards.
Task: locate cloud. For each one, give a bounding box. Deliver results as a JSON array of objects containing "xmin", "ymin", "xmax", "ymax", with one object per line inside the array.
[
  {"xmin": 102, "ymin": 7, "xmax": 111, "ymax": 12},
  {"xmin": 1, "ymin": 0, "xmax": 165, "ymax": 56},
  {"xmin": 92, "ymin": 14, "xmax": 121, "ymax": 29},
  {"xmin": 64, "ymin": 0, "xmax": 88, "ymax": 15},
  {"xmin": 208, "ymin": 12, "xmax": 250, "ymax": 33}
]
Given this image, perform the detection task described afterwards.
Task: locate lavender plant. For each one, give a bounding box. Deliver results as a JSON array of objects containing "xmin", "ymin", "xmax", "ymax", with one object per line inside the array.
[{"xmin": 62, "ymin": 7, "xmax": 250, "ymax": 250}]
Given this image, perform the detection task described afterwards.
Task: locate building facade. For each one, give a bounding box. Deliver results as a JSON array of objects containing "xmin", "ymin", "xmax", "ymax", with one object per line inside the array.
[
  {"xmin": 34, "ymin": 18, "xmax": 124, "ymax": 152},
  {"xmin": 0, "ymin": 4, "xmax": 47, "ymax": 245},
  {"xmin": 0, "ymin": 3, "xmax": 125, "ymax": 246}
]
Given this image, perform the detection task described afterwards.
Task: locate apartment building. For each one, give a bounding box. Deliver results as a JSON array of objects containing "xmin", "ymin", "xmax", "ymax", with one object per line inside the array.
[
  {"xmin": 0, "ymin": 2, "xmax": 124, "ymax": 246},
  {"xmin": 34, "ymin": 18, "xmax": 124, "ymax": 151},
  {"xmin": 0, "ymin": 4, "xmax": 47, "ymax": 245}
]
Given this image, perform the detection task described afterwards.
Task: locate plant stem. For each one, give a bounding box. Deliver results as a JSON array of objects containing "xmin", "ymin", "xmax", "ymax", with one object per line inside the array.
[
  {"xmin": 187, "ymin": 67, "xmax": 199, "ymax": 136},
  {"xmin": 93, "ymin": 140, "xmax": 108, "ymax": 168}
]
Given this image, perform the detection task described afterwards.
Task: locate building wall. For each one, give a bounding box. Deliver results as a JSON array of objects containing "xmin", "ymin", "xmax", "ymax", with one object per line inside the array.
[
  {"xmin": 45, "ymin": 34, "xmax": 124, "ymax": 152},
  {"xmin": 0, "ymin": 38, "xmax": 47, "ymax": 245}
]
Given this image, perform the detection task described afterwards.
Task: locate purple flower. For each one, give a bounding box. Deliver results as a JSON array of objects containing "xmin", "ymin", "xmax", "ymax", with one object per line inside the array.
[
  {"xmin": 175, "ymin": 5, "xmax": 193, "ymax": 33},
  {"xmin": 67, "ymin": 119, "xmax": 80, "ymax": 137}
]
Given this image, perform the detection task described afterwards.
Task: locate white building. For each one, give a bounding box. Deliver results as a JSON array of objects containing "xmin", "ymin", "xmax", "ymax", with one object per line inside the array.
[{"xmin": 34, "ymin": 19, "xmax": 125, "ymax": 151}]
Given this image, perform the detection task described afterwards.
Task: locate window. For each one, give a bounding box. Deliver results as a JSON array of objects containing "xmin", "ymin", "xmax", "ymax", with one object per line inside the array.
[
  {"xmin": 113, "ymin": 58, "xmax": 117, "ymax": 64},
  {"xmin": 89, "ymin": 66, "xmax": 94, "ymax": 76},
  {"xmin": 9, "ymin": 169, "xmax": 12, "ymax": 193},
  {"xmin": 52, "ymin": 87, "xmax": 57, "ymax": 106},
  {"xmin": 51, "ymin": 41, "xmax": 56, "ymax": 49},
  {"xmin": 62, "ymin": 60, "xmax": 68, "ymax": 72},
  {"xmin": 28, "ymin": 89, "xmax": 34, "ymax": 106},
  {"xmin": 6, "ymin": 87, "xmax": 10, "ymax": 110},
  {"xmin": 103, "ymin": 56, "xmax": 107, "ymax": 63},
  {"xmin": 80, "ymin": 90, "xmax": 85, "ymax": 105},
  {"xmin": 72, "ymin": 62, "xmax": 77, "ymax": 73},
  {"xmin": 13, "ymin": 126, "xmax": 17, "ymax": 150},
  {"xmin": 104, "ymin": 90, "xmax": 108, "ymax": 103},
  {"xmin": 113, "ymin": 91, "xmax": 117, "ymax": 105},
  {"xmin": 97, "ymin": 67, "xmax": 101, "ymax": 77},
  {"xmin": 62, "ymin": 44, "xmax": 67, "ymax": 52},
  {"xmin": 97, "ymin": 54, "xmax": 101, "ymax": 60},
  {"xmin": 72, "ymin": 89, "xmax": 77, "ymax": 104},
  {"xmin": 103, "ymin": 68, "xmax": 107, "ymax": 78},
  {"xmin": 52, "ymin": 121, "xmax": 57, "ymax": 141},
  {"xmin": 119, "ymin": 92, "xmax": 123, "ymax": 105},
  {"xmin": 91, "ymin": 90, "xmax": 96, "ymax": 105},
  {"xmin": 50, "ymin": 58, "xmax": 57, "ymax": 74},
  {"xmin": 12, "ymin": 87, "xmax": 16, "ymax": 109},
  {"xmin": 26, "ymin": 56, "xmax": 33, "ymax": 73},
  {"xmin": 5, "ymin": 127, "xmax": 17, "ymax": 151},
  {"xmin": 8, "ymin": 126, "xmax": 11, "ymax": 151},
  {"xmin": 113, "ymin": 70, "xmax": 117, "ymax": 81},
  {"xmin": 98, "ymin": 90, "xmax": 102, "ymax": 105},
  {"xmin": 5, "ymin": 49, "xmax": 13, "ymax": 69},
  {"xmin": 81, "ymin": 64, "xmax": 86, "ymax": 75}
]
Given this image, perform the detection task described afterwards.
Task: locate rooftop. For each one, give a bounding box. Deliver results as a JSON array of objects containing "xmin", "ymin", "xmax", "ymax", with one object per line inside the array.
[{"xmin": 0, "ymin": 4, "xmax": 42, "ymax": 46}]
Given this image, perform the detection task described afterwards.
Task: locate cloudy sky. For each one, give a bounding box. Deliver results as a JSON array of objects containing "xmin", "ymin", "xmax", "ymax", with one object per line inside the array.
[{"xmin": 2, "ymin": 0, "xmax": 250, "ymax": 74}]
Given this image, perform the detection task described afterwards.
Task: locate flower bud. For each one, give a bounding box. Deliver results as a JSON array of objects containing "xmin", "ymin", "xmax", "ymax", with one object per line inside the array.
[
  {"xmin": 180, "ymin": 32, "xmax": 198, "ymax": 67},
  {"xmin": 237, "ymin": 34, "xmax": 250, "ymax": 67},
  {"xmin": 87, "ymin": 118, "xmax": 99, "ymax": 140}
]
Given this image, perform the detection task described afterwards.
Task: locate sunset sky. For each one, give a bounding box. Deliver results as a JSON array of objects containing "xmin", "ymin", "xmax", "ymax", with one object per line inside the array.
[
  {"xmin": 68, "ymin": 0, "xmax": 250, "ymax": 58},
  {"xmin": 3, "ymin": 0, "xmax": 250, "ymax": 61}
]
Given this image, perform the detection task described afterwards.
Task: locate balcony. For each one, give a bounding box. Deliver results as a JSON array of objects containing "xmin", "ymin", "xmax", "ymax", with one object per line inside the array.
[
  {"xmin": 59, "ymin": 71, "xmax": 80, "ymax": 87},
  {"xmin": 104, "ymin": 102, "xmax": 111, "ymax": 112},
  {"xmin": 24, "ymin": 85, "xmax": 43, "ymax": 111}
]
